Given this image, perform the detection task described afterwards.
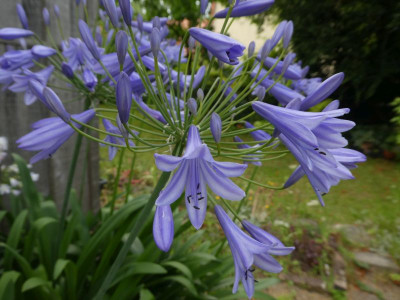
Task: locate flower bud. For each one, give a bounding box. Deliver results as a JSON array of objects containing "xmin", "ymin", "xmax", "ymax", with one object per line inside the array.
[
  {"xmin": 116, "ymin": 30, "xmax": 128, "ymax": 66},
  {"xmin": 31, "ymin": 45, "xmax": 56, "ymax": 58},
  {"xmin": 260, "ymin": 39, "xmax": 272, "ymax": 61},
  {"xmin": 16, "ymin": 4, "xmax": 29, "ymax": 29},
  {"xmin": 271, "ymin": 20, "xmax": 287, "ymax": 49},
  {"xmin": 116, "ymin": 72, "xmax": 132, "ymax": 124},
  {"xmin": 197, "ymin": 88, "xmax": 204, "ymax": 102},
  {"xmin": 95, "ymin": 26, "xmax": 103, "ymax": 46},
  {"xmin": 188, "ymin": 98, "xmax": 197, "ymax": 116},
  {"xmin": 188, "ymin": 36, "xmax": 196, "ymax": 51},
  {"xmin": 42, "ymin": 8, "xmax": 50, "ymax": 26},
  {"xmin": 83, "ymin": 67, "xmax": 97, "ymax": 92},
  {"xmin": 118, "ymin": 0, "xmax": 132, "ymax": 26},
  {"xmin": 61, "ymin": 62, "xmax": 74, "ymax": 79},
  {"xmin": 53, "ymin": 5, "xmax": 60, "ymax": 18},
  {"xmin": 256, "ymin": 86, "xmax": 266, "ymax": 101},
  {"xmin": 152, "ymin": 16, "xmax": 161, "ymax": 29},
  {"xmin": 281, "ymin": 52, "xmax": 296, "ymax": 76},
  {"xmin": 103, "ymin": 0, "xmax": 119, "ymax": 28},
  {"xmin": 137, "ymin": 14, "xmax": 144, "ymax": 33},
  {"xmin": 78, "ymin": 20, "xmax": 101, "ymax": 61},
  {"xmin": 200, "ymin": 0, "xmax": 209, "ymax": 15},
  {"xmin": 28, "ymin": 80, "xmax": 52, "ymax": 110},
  {"xmin": 43, "ymin": 87, "xmax": 71, "ymax": 123},
  {"xmin": 0, "ymin": 28, "xmax": 33, "ymax": 40},
  {"xmin": 153, "ymin": 205, "xmax": 174, "ymax": 252},
  {"xmin": 210, "ymin": 112, "xmax": 222, "ymax": 143},
  {"xmin": 283, "ymin": 21, "xmax": 293, "ymax": 49},
  {"xmin": 248, "ymin": 41, "xmax": 255, "ymax": 57},
  {"xmin": 150, "ymin": 27, "xmax": 161, "ymax": 57}
]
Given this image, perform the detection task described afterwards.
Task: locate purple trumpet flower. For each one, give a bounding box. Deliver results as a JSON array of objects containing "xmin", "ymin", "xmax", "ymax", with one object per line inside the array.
[
  {"xmin": 270, "ymin": 20, "xmax": 287, "ymax": 49},
  {"xmin": 78, "ymin": 20, "xmax": 101, "ymax": 61},
  {"xmin": 200, "ymin": 0, "xmax": 208, "ymax": 15},
  {"xmin": 233, "ymin": 136, "xmax": 262, "ymax": 166},
  {"xmin": 28, "ymin": 80, "xmax": 53, "ymax": 111},
  {"xmin": 153, "ymin": 205, "xmax": 174, "ymax": 252},
  {"xmin": 215, "ymin": 0, "xmax": 274, "ymax": 18},
  {"xmin": 82, "ymin": 67, "xmax": 98, "ymax": 92},
  {"xmin": 150, "ymin": 28, "xmax": 161, "ymax": 57},
  {"xmin": 0, "ymin": 69, "xmax": 21, "ymax": 91},
  {"xmin": 118, "ymin": 0, "xmax": 132, "ymax": 26},
  {"xmin": 292, "ymin": 77, "xmax": 322, "ymax": 96},
  {"xmin": 252, "ymin": 101, "xmax": 358, "ymax": 205},
  {"xmin": 283, "ymin": 21, "xmax": 293, "ymax": 49},
  {"xmin": 16, "ymin": 4, "xmax": 29, "ymax": 29},
  {"xmin": 17, "ymin": 110, "xmax": 95, "ymax": 164},
  {"xmin": 95, "ymin": 26, "xmax": 103, "ymax": 46},
  {"xmin": 189, "ymin": 28, "xmax": 245, "ymax": 65},
  {"xmin": 244, "ymin": 121, "xmax": 272, "ymax": 144},
  {"xmin": 42, "ymin": 8, "xmax": 50, "ymax": 26},
  {"xmin": 43, "ymin": 87, "xmax": 71, "ymax": 123},
  {"xmin": 242, "ymin": 220, "xmax": 295, "ymax": 273},
  {"xmin": 9, "ymin": 66, "xmax": 54, "ymax": 105},
  {"xmin": 103, "ymin": 0, "xmax": 119, "ymax": 28},
  {"xmin": 0, "ymin": 28, "xmax": 34, "ymax": 40},
  {"xmin": 61, "ymin": 62, "xmax": 74, "ymax": 79},
  {"xmin": 155, "ymin": 125, "xmax": 247, "ymax": 229},
  {"xmin": 115, "ymin": 31, "xmax": 128, "ymax": 66},
  {"xmin": 101, "ymin": 119, "xmax": 135, "ymax": 160},
  {"xmin": 62, "ymin": 38, "xmax": 100, "ymax": 70},
  {"xmin": 215, "ymin": 205, "xmax": 280, "ymax": 299},
  {"xmin": 248, "ymin": 41, "xmax": 255, "ymax": 57},
  {"xmin": 210, "ymin": 112, "xmax": 222, "ymax": 143},
  {"xmin": 116, "ymin": 72, "xmax": 132, "ymax": 124}
]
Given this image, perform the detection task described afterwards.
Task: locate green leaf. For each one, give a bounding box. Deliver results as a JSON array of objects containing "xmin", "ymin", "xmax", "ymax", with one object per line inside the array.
[
  {"xmin": 161, "ymin": 276, "xmax": 198, "ymax": 296},
  {"xmin": 111, "ymin": 262, "xmax": 167, "ymax": 287},
  {"xmin": 21, "ymin": 277, "xmax": 49, "ymax": 293},
  {"xmin": 0, "ymin": 271, "xmax": 20, "ymax": 300},
  {"xmin": 33, "ymin": 217, "xmax": 58, "ymax": 231},
  {"xmin": 0, "ymin": 210, "xmax": 7, "ymax": 223},
  {"xmin": 4, "ymin": 210, "xmax": 28, "ymax": 268},
  {"xmin": 162, "ymin": 261, "xmax": 193, "ymax": 279},
  {"xmin": 0, "ymin": 243, "xmax": 34, "ymax": 277},
  {"xmin": 139, "ymin": 288, "xmax": 155, "ymax": 300},
  {"xmin": 53, "ymin": 259, "xmax": 70, "ymax": 280}
]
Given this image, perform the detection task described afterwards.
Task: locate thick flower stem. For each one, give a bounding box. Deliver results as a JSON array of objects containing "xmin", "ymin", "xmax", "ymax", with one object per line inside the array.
[{"xmin": 109, "ymin": 148, "xmax": 125, "ymax": 215}]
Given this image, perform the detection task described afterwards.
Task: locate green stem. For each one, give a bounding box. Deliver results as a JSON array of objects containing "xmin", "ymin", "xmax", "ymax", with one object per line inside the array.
[
  {"xmin": 124, "ymin": 153, "xmax": 137, "ymax": 204},
  {"xmin": 110, "ymin": 149, "xmax": 125, "ymax": 215}
]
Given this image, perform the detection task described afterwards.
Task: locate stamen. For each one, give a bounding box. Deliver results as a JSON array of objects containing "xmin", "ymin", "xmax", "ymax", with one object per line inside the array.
[
  {"xmin": 198, "ymin": 197, "xmax": 204, "ymax": 201},
  {"xmin": 193, "ymin": 206, "xmax": 200, "ymax": 210},
  {"xmin": 187, "ymin": 195, "xmax": 192, "ymax": 203},
  {"xmin": 319, "ymin": 151, "xmax": 326, "ymax": 155}
]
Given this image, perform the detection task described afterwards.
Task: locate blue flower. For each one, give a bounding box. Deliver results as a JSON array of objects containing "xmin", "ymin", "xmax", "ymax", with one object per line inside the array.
[
  {"xmin": 233, "ymin": 136, "xmax": 262, "ymax": 166},
  {"xmin": 17, "ymin": 110, "xmax": 95, "ymax": 164},
  {"xmin": 153, "ymin": 205, "xmax": 174, "ymax": 252},
  {"xmin": 101, "ymin": 119, "xmax": 135, "ymax": 160},
  {"xmin": 0, "ymin": 28, "xmax": 33, "ymax": 40},
  {"xmin": 215, "ymin": 0, "xmax": 274, "ymax": 18},
  {"xmin": 155, "ymin": 125, "xmax": 247, "ymax": 229}
]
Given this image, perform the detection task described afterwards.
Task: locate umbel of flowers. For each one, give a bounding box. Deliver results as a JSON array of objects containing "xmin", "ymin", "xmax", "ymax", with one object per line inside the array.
[{"xmin": 0, "ymin": 0, "xmax": 365, "ymax": 298}]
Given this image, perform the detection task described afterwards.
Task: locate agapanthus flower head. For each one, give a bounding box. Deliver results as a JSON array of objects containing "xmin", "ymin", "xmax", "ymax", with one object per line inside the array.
[
  {"xmin": 0, "ymin": 28, "xmax": 34, "ymax": 40},
  {"xmin": 17, "ymin": 110, "xmax": 95, "ymax": 164},
  {"xmin": 153, "ymin": 205, "xmax": 174, "ymax": 252},
  {"xmin": 16, "ymin": 4, "xmax": 29, "ymax": 29},
  {"xmin": 155, "ymin": 125, "xmax": 247, "ymax": 229},
  {"xmin": 189, "ymin": 28, "xmax": 245, "ymax": 65},
  {"xmin": 43, "ymin": 87, "xmax": 71, "ymax": 123},
  {"xmin": 215, "ymin": 0, "xmax": 274, "ymax": 18}
]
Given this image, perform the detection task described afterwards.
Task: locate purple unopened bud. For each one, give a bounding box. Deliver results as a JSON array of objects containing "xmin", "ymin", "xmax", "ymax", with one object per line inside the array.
[
  {"xmin": 210, "ymin": 112, "xmax": 222, "ymax": 143},
  {"xmin": 256, "ymin": 86, "xmax": 266, "ymax": 101},
  {"xmin": 43, "ymin": 87, "xmax": 71, "ymax": 123},
  {"xmin": 260, "ymin": 39, "xmax": 272, "ymax": 61},
  {"xmin": 188, "ymin": 36, "xmax": 196, "ymax": 50},
  {"xmin": 137, "ymin": 14, "xmax": 143, "ymax": 33},
  {"xmin": 116, "ymin": 115, "xmax": 129, "ymax": 139},
  {"xmin": 61, "ymin": 62, "xmax": 74, "ymax": 79},
  {"xmin": 31, "ymin": 45, "xmax": 56, "ymax": 58},
  {"xmin": 53, "ymin": 5, "xmax": 60, "ymax": 18},
  {"xmin": 283, "ymin": 21, "xmax": 293, "ymax": 49},
  {"xmin": 248, "ymin": 41, "xmax": 255, "ymax": 57},
  {"xmin": 116, "ymin": 30, "xmax": 128, "ymax": 66},
  {"xmin": 0, "ymin": 28, "xmax": 33, "ymax": 40},
  {"xmin": 197, "ymin": 88, "xmax": 204, "ymax": 101},
  {"xmin": 200, "ymin": 0, "xmax": 208, "ymax": 15},
  {"xmin": 301, "ymin": 72, "xmax": 345, "ymax": 110},
  {"xmin": 188, "ymin": 98, "xmax": 197, "ymax": 116},
  {"xmin": 118, "ymin": 0, "xmax": 132, "ymax": 26},
  {"xmin": 116, "ymin": 72, "xmax": 132, "ymax": 124},
  {"xmin": 16, "ymin": 4, "xmax": 29, "ymax": 29},
  {"xmin": 271, "ymin": 20, "xmax": 287, "ymax": 48},
  {"xmin": 281, "ymin": 53, "xmax": 296, "ymax": 76},
  {"xmin": 78, "ymin": 20, "xmax": 101, "ymax": 60},
  {"xmin": 150, "ymin": 27, "xmax": 161, "ymax": 57},
  {"xmin": 103, "ymin": 0, "xmax": 119, "ymax": 28},
  {"xmin": 152, "ymin": 16, "xmax": 161, "ymax": 29},
  {"xmin": 106, "ymin": 28, "xmax": 114, "ymax": 44},
  {"xmin": 83, "ymin": 67, "xmax": 98, "ymax": 91},
  {"xmin": 153, "ymin": 205, "xmax": 174, "ymax": 252},
  {"xmin": 42, "ymin": 8, "xmax": 50, "ymax": 26}
]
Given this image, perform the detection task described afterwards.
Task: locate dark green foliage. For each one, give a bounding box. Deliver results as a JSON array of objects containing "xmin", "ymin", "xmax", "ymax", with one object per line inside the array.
[
  {"xmin": 263, "ymin": 0, "xmax": 400, "ymax": 126},
  {"xmin": 0, "ymin": 155, "xmax": 275, "ymax": 299}
]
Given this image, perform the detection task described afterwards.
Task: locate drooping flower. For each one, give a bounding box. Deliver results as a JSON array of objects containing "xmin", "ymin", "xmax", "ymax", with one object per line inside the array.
[
  {"xmin": 78, "ymin": 20, "xmax": 101, "ymax": 61},
  {"xmin": 0, "ymin": 28, "xmax": 34, "ymax": 40},
  {"xmin": 155, "ymin": 125, "xmax": 247, "ymax": 229},
  {"xmin": 153, "ymin": 205, "xmax": 174, "ymax": 252},
  {"xmin": 215, "ymin": 205, "xmax": 285, "ymax": 299},
  {"xmin": 43, "ymin": 87, "xmax": 71, "ymax": 123},
  {"xmin": 8, "ymin": 66, "xmax": 54, "ymax": 105},
  {"xmin": 16, "ymin": 4, "xmax": 29, "ymax": 29},
  {"xmin": 17, "ymin": 110, "xmax": 95, "ymax": 164},
  {"xmin": 189, "ymin": 28, "xmax": 245, "ymax": 65},
  {"xmin": 214, "ymin": 0, "xmax": 274, "ymax": 18},
  {"xmin": 82, "ymin": 67, "xmax": 98, "ymax": 91}
]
